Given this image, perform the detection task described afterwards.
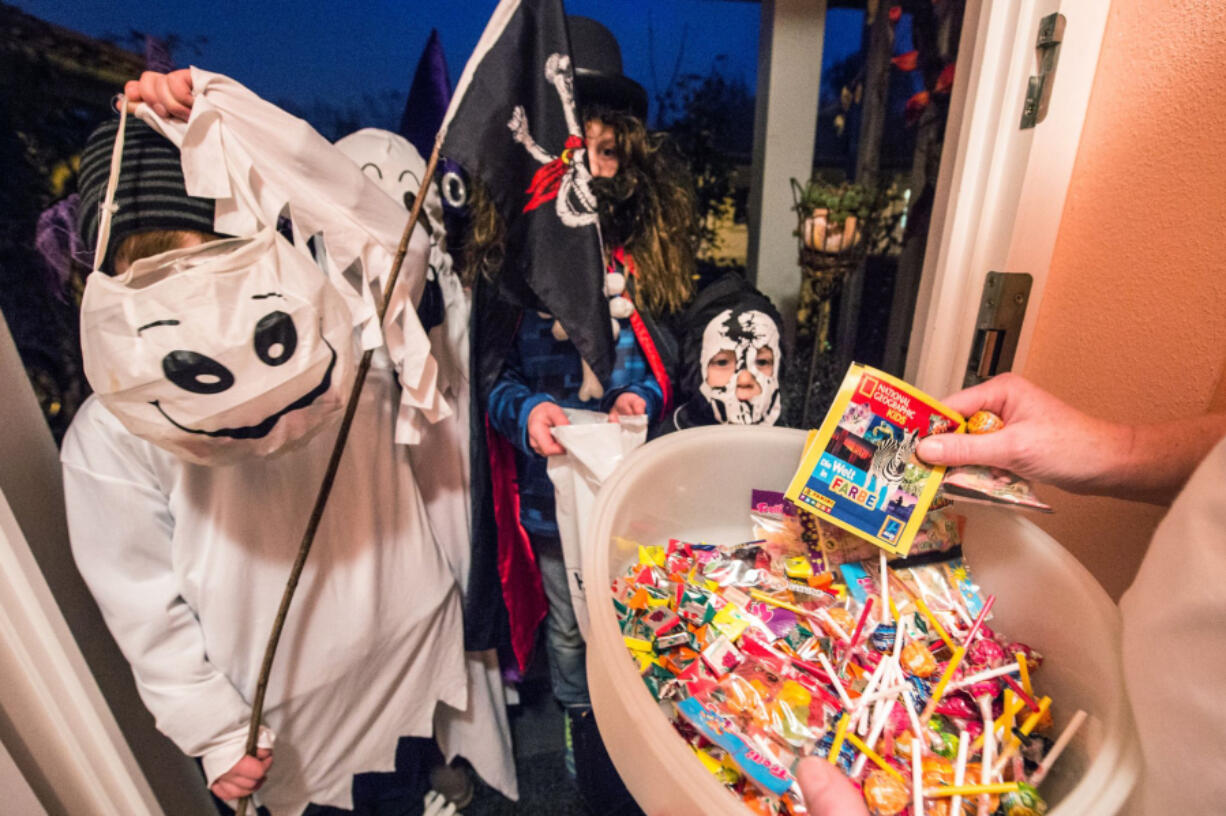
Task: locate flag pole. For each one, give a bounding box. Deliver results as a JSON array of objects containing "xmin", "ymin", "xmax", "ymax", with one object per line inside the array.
[{"xmin": 235, "ymin": 137, "xmax": 443, "ymax": 816}]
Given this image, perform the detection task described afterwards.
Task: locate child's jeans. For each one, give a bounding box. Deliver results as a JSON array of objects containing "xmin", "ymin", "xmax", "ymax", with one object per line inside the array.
[{"xmin": 530, "ymin": 532, "xmax": 589, "ymax": 707}]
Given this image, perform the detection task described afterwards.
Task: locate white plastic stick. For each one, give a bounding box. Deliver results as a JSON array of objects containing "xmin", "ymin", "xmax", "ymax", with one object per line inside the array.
[
  {"xmin": 978, "ymin": 696, "xmax": 994, "ymax": 816},
  {"xmin": 1030, "ymin": 710, "xmax": 1088, "ymax": 787},
  {"xmin": 850, "ymin": 691, "xmax": 895, "ymax": 778},
  {"xmin": 947, "ymin": 662, "xmax": 1022, "ymax": 691},
  {"xmin": 849, "ymin": 682, "xmax": 908, "ymax": 709},
  {"xmin": 880, "ymin": 551, "xmax": 890, "ymax": 623},
  {"xmin": 854, "ymin": 658, "xmax": 889, "ymax": 734},
  {"xmin": 892, "ymin": 609, "xmax": 906, "ymax": 659},
  {"xmin": 912, "ymin": 741, "xmax": 924, "ymax": 816},
  {"xmin": 816, "ymin": 652, "xmax": 856, "ymax": 713},
  {"xmin": 901, "ymin": 685, "xmax": 925, "ymax": 744},
  {"xmin": 818, "ymin": 608, "xmax": 851, "ymax": 642},
  {"xmin": 950, "ymin": 729, "xmax": 969, "ymax": 816}
]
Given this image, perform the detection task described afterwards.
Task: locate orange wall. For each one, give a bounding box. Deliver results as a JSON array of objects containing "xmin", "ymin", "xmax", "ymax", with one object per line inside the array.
[{"xmin": 1022, "ymin": 0, "xmax": 1226, "ymax": 599}]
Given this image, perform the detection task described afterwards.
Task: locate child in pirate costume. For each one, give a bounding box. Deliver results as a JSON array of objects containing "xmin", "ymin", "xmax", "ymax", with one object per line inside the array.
[
  {"xmin": 60, "ymin": 70, "xmax": 513, "ymax": 815},
  {"xmin": 466, "ymin": 16, "xmax": 697, "ymax": 808}
]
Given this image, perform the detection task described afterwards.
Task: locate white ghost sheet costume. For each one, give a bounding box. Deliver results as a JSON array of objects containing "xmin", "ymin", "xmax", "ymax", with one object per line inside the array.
[
  {"xmin": 61, "ymin": 70, "xmax": 509, "ymax": 812},
  {"xmin": 335, "ymin": 129, "xmax": 517, "ymax": 801},
  {"xmin": 698, "ymin": 307, "xmax": 782, "ymax": 425}
]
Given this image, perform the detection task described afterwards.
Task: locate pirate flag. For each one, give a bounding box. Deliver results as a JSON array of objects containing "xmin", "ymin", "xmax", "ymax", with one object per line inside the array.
[{"xmin": 437, "ymin": 0, "xmax": 612, "ymax": 386}]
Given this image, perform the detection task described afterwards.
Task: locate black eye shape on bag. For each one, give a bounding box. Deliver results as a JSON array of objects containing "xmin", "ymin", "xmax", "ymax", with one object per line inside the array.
[
  {"xmin": 253, "ymin": 310, "xmax": 298, "ymax": 367},
  {"xmin": 161, "ymin": 311, "xmax": 298, "ymax": 394},
  {"xmin": 162, "ymin": 350, "xmax": 235, "ymax": 394}
]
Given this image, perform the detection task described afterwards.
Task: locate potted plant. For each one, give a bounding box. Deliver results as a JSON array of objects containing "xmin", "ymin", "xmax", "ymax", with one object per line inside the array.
[
  {"xmin": 785, "ymin": 177, "xmax": 904, "ymax": 427},
  {"xmin": 790, "ymin": 176, "xmax": 902, "ymax": 255}
]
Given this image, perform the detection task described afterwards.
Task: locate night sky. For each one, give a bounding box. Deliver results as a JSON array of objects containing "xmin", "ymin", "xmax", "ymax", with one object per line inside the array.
[{"xmin": 15, "ymin": 1, "xmax": 863, "ymax": 127}]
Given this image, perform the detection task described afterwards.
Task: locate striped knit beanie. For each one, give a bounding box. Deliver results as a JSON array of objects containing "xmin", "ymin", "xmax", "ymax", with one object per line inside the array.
[{"xmin": 77, "ymin": 115, "xmax": 215, "ymax": 274}]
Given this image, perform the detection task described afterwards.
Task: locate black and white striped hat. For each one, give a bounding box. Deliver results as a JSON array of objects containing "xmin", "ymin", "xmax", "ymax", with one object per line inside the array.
[{"xmin": 76, "ymin": 115, "xmax": 216, "ymax": 274}]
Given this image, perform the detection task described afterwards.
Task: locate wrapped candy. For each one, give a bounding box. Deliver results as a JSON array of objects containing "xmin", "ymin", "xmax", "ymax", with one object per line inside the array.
[
  {"xmin": 613, "ymin": 505, "xmax": 1074, "ymax": 815},
  {"xmin": 901, "ymin": 640, "xmax": 938, "ymax": 677},
  {"xmin": 1000, "ymin": 781, "xmax": 1048, "ymax": 815},
  {"xmin": 966, "ymin": 410, "xmax": 1005, "ymax": 435},
  {"xmin": 967, "ymin": 637, "xmax": 1007, "ymax": 667},
  {"xmin": 967, "ymin": 679, "xmax": 1003, "ymax": 701},
  {"xmin": 870, "ymin": 624, "xmax": 898, "ymax": 652},
  {"xmin": 862, "ymin": 769, "xmax": 909, "ymax": 816}
]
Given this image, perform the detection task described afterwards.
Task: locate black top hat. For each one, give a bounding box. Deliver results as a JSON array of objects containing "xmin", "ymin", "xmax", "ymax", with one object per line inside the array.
[{"xmin": 568, "ymin": 16, "xmax": 648, "ymax": 120}]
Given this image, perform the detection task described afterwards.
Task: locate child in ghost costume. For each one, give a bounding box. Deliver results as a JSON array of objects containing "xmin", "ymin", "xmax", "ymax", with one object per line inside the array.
[
  {"xmin": 60, "ymin": 69, "xmax": 512, "ymax": 814},
  {"xmin": 663, "ymin": 271, "xmax": 785, "ymax": 432},
  {"xmin": 333, "ymin": 128, "xmax": 517, "ymax": 803}
]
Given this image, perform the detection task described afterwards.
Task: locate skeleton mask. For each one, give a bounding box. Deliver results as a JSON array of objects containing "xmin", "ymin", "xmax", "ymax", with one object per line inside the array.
[
  {"xmin": 80, "ymin": 228, "xmax": 357, "ymax": 465},
  {"xmin": 698, "ymin": 307, "xmax": 781, "ymax": 425}
]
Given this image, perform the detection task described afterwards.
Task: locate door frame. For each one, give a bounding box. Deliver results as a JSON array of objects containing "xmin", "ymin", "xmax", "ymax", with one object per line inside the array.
[
  {"xmin": 905, "ymin": 0, "xmax": 1112, "ymax": 396},
  {"xmin": 0, "ymin": 488, "xmax": 162, "ymax": 816}
]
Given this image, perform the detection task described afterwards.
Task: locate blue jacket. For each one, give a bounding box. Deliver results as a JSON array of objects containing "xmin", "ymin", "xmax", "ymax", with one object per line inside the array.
[{"xmin": 487, "ymin": 310, "xmax": 663, "ymax": 536}]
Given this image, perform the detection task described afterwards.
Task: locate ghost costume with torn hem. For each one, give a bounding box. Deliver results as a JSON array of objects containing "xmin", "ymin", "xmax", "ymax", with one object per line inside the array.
[
  {"xmin": 64, "ymin": 74, "xmax": 511, "ymax": 811},
  {"xmin": 334, "ymin": 128, "xmax": 517, "ymax": 801},
  {"xmin": 62, "ymin": 356, "xmax": 466, "ymax": 814}
]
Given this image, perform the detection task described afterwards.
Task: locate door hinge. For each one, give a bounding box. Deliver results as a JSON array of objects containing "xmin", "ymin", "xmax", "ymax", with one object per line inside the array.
[{"xmin": 1020, "ymin": 13, "xmax": 1066, "ymax": 129}]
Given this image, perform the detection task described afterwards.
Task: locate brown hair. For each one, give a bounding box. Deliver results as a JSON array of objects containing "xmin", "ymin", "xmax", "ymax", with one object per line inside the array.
[
  {"xmin": 110, "ymin": 229, "xmax": 218, "ymax": 275},
  {"xmin": 463, "ymin": 108, "xmax": 698, "ymax": 315}
]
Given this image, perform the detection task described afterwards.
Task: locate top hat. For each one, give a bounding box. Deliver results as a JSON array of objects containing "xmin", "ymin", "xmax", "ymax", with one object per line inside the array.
[{"xmin": 568, "ymin": 16, "xmax": 648, "ymax": 121}]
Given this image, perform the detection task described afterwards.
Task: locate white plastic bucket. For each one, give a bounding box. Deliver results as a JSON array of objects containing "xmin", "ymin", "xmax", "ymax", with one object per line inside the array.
[{"xmin": 584, "ymin": 425, "xmax": 1140, "ymax": 815}]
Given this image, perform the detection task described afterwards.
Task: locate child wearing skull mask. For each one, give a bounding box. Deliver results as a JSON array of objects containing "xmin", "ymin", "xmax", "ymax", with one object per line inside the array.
[
  {"xmin": 466, "ymin": 15, "xmax": 696, "ymax": 810},
  {"xmin": 60, "ymin": 83, "xmax": 501, "ymax": 814},
  {"xmin": 664, "ymin": 271, "xmax": 786, "ymax": 432}
]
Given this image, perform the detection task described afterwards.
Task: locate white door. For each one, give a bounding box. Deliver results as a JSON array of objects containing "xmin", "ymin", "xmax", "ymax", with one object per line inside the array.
[{"xmin": 906, "ymin": 0, "xmax": 1111, "ymax": 396}]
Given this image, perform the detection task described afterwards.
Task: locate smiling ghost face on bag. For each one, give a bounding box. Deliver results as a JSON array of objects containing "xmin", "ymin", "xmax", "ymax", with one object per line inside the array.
[
  {"xmin": 81, "ymin": 230, "xmax": 356, "ymax": 465},
  {"xmin": 77, "ymin": 116, "xmax": 356, "ymax": 466}
]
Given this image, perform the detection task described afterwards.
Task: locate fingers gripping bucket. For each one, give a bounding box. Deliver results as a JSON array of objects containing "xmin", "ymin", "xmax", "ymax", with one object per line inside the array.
[{"xmin": 583, "ymin": 426, "xmax": 1140, "ymax": 815}]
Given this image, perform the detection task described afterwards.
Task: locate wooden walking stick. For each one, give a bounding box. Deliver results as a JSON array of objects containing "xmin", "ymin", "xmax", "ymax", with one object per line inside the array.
[{"xmin": 234, "ymin": 140, "xmax": 441, "ymax": 816}]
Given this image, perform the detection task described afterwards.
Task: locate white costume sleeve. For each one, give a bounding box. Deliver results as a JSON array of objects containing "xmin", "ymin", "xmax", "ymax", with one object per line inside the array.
[
  {"xmin": 60, "ymin": 411, "xmax": 272, "ymax": 786},
  {"xmin": 135, "ymin": 67, "xmax": 449, "ymax": 444}
]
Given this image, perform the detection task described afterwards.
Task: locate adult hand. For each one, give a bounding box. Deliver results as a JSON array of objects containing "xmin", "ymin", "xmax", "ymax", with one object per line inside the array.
[
  {"xmin": 210, "ymin": 748, "xmax": 272, "ymax": 801},
  {"xmin": 526, "ymin": 401, "xmax": 569, "ymax": 456},
  {"xmin": 794, "ymin": 757, "xmax": 870, "ymax": 816},
  {"xmin": 608, "ymin": 391, "xmax": 646, "ymax": 423},
  {"xmin": 916, "ymin": 373, "xmax": 1226, "ymax": 504},
  {"xmin": 123, "ymin": 69, "xmax": 195, "ymax": 120},
  {"xmin": 915, "ymin": 373, "xmax": 1130, "ymax": 495}
]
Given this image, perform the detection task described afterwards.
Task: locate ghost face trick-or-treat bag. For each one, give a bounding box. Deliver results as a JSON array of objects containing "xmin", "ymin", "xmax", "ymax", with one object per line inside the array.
[{"xmin": 81, "ymin": 226, "xmax": 357, "ymax": 465}]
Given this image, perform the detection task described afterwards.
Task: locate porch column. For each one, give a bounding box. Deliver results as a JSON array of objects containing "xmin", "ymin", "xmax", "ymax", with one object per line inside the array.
[{"xmin": 747, "ymin": 0, "xmax": 826, "ymax": 340}]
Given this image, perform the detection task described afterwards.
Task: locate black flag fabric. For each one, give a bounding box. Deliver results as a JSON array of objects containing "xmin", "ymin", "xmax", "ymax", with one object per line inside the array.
[{"xmin": 438, "ymin": 0, "xmax": 612, "ymax": 384}]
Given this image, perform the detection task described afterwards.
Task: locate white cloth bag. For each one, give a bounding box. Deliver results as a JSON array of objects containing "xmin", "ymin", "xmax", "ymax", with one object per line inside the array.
[{"xmin": 547, "ymin": 409, "xmax": 648, "ymax": 639}]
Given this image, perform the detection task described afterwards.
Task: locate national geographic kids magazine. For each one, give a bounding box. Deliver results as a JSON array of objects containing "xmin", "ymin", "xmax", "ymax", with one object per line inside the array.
[{"xmin": 784, "ymin": 364, "xmax": 965, "ymax": 556}]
